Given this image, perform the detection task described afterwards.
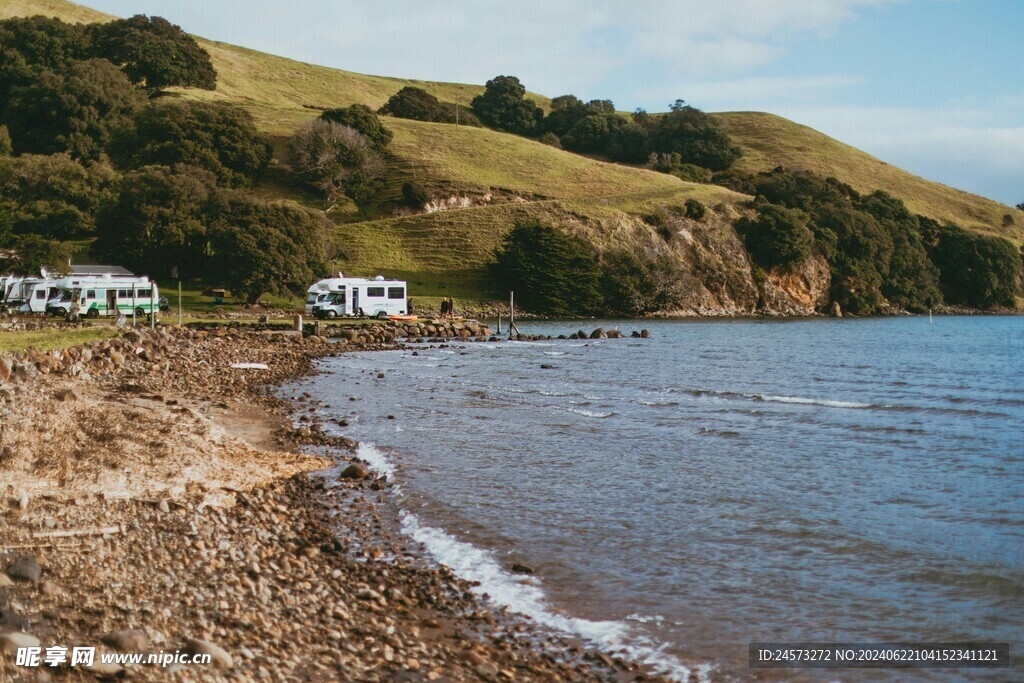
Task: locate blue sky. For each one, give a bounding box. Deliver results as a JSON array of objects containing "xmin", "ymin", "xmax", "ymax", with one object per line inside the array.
[{"xmin": 83, "ymin": 0, "xmax": 1023, "ymax": 206}]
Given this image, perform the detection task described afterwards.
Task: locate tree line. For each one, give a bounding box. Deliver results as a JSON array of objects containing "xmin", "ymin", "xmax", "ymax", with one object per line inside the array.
[{"xmin": 0, "ymin": 14, "xmax": 330, "ymax": 304}]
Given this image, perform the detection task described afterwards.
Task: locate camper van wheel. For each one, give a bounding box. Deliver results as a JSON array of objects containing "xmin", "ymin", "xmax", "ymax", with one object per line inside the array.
[
  {"xmin": 326, "ymin": 310, "xmax": 337, "ymax": 319},
  {"xmin": 55, "ymin": 308, "xmax": 67, "ymax": 318},
  {"xmin": 377, "ymin": 311, "xmax": 389, "ymax": 320},
  {"xmin": 86, "ymin": 308, "xmax": 99, "ymax": 319},
  {"xmin": 135, "ymin": 308, "xmax": 145, "ymax": 317}
]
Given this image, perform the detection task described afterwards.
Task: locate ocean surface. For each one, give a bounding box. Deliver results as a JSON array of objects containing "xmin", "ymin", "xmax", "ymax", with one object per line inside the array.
[{"xmin": 286, "ymin": 317, "xmax": 1023, "ymax": 681}]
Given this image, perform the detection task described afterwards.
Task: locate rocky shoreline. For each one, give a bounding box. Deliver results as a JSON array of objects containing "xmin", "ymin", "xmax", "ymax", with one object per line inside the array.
[{"xmin": 0, "ymin": 326, "xmax": 681, "ymax": 682}]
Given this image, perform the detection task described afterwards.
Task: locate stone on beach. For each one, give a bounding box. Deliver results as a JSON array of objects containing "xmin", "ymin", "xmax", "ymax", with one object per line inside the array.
[
  {"xmin": 184, "ymin": 638, "xmax": 234, "ymax": 668},
  {"xmin": 339, "ymin": 463, "xmax": 371, "ymax": 480},
  {"xmin": 5, "ymin": 556, "xmax": 41, "ymax": 583}
]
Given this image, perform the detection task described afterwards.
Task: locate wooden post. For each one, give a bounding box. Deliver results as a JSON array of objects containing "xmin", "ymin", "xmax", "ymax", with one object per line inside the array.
[
  {"xmin": 509, "ymin": 291, "xmax": 515, "ymax": 339},
  {"xmin": 150, "ymin": 283, "xmax": 155, "ymax": 330},
  {"xmin": 178, "ymin": 280, "xmax": 182, "ymax": 326},
  {"xmin": 496, "ymin": 313, "xmax": 502, "ymax": 335},
  {"xmin": 131, "ymin": 284, "xmax": 136, "ymax": 327}
]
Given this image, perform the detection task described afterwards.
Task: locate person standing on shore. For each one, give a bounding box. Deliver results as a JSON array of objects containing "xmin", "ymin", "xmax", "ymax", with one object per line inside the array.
[
  {"xmin": 448, "ymin": 296, "xmax": 455, "ymax": 319},
  {"xmin": 439, "ymin": 298, "xmax": 449, "ymax": 319}
]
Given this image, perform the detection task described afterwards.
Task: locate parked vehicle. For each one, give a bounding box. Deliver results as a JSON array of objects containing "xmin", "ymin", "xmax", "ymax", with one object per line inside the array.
[
  {"xmin": 16, "ymin": 279, "xmax": 61, "ymax": 315},
  {"xmin": 308, "ymin": 274, "xmax": 408, "ymax": 319},
  {"xmin": 47, "ymin": 275, "xmax": 160, "ymax": 320}
]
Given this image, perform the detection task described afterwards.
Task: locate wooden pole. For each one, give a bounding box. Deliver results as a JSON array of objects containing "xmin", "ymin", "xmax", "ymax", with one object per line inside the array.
[
  {"xmin": 509, "ymin": 291, "xmax": 514, "ymax": 339},
  {"xmin": 496, "ymin": 313, "xmax": 502, "ymax": 335},
  {"xmin": 131, "ymin": 283, "xmax": 136, "ymax": 327},
  {"xmin": 150, "ymin": 283, "xmax": 155, "ymax": 329}
]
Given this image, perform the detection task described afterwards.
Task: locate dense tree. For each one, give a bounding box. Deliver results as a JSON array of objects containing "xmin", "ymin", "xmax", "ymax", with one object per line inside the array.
[
  {"xmin": 471, "ymin": 75, "xmax": 543, "ymax": 135},
  {"xmin": 735, "ymin": 204, "xmax": 815, "ymax": 271},
  {"xmin": 858, "ymin": 190, "xmax": 940, "ymax": 311},
  {"xmin": 206, "ymin": 193, "xmax": 330, "ymax": 304},
  {"xmin": 290, "ymin": 119, "xmax": 384, "ymax": 204},
  {"xmin": 1016, "ymin": 201, "xmax": 1024, "ymax": 211},
  {"xmin": 0, "ymin": 16, "xmax": 88, "ymax": 104},
  {"xmin": 3, "ymin": 59, "xmax": 144, "ymax": 161},
  {"xmin": 606, "ymin": 123, "xmax": 650, "ymax": 163},
  {"xmin": 650, "ymin": 100, "xmax": 741, "ymax": 171},
  {"xmin": 87, "ymin": 15, "xmax": 216, "ymax": 93},
  {"xmin": 0, "ymin": 126, "xmax": 10, "ymax": 157},
  {"xmin": 488, "ymin": 221, "xmax": 602, "ymax": 315},
  {"xmin": 0, "ymin": 233, "xmax": 72, "ymax": 276},
  {"xmin": 320, "ymin": 104, "xmax": 393, "ymax": 149},
  {"xmin": 0, "ymin": 154, "xmax": 116, "ymax": 239},
  {"xmin": 562, "ymin": 115, "xmax": 614, "ymax": 153},
  {"xmin": 379, "ymin": 87, "xmax": 453, "ymax": 123},
  {"xmin": 600, "ymin": 248, "xmax": 690, "ymax": 314},
  {"xmin": 93, "ymin": 165, "xmax": 215, "ymax": 278},
  {"xmin": 926, "ymin": 224, "xmax": 1021, "ymax": 309},
  {"xmin": 112, "ymin": 100, "xmax": 272, "ymax": 186}
]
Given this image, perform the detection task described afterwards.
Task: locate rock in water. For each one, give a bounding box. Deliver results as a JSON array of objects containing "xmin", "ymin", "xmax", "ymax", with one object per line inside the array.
[
  {"xmin": 589, "ymin": 328, "xmax": 605, "ymax": 339},
  {"xmin": 640, "ymin": 329, "xmax": 650, "ymax": 338},
  {"xmin": 511, "ymin": 564, "xmax": 535, "ymax": 574},
  {"xmin": 183, "ymin": 639, "xmax": 233, "ymax": 669},
  {"xmin": 831, "ymin": 301, "xmax": 843, "ymax": 317},
  {"xmin": 338, "ymin": 463, "xmax": 370, "ymax": 480},
  {"xmin": 6, "ymin": 556, "xmax": 41, "ymax": 583}
]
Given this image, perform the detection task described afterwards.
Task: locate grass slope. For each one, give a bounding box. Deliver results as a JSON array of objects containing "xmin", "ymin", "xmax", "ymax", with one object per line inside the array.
[
  {"xmin": 5, "ymin": 0, "xmax": 1020, "ymax": 303},
  {"xmin": 715, "ymin": 112, "xmax": 1023, "ymax": 241}
]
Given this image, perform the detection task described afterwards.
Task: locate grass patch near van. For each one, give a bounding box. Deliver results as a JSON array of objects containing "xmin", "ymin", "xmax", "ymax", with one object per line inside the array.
[{"xmin": 0, "ymin": 326, "xmax": 118, "ymax": 353}]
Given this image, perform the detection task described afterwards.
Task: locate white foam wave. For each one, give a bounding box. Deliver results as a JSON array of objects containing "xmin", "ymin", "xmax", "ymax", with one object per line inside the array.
[
  {"xmin": 564, "ymin": 407, "xmax": 615, "ymax": 418},
  {"xmin": 353, "ymin": 442, "xmax": 699, "ymax": 682},
  {"xmin": 399, "ymin": 511, "xmax": 695, "ymax": 681},
  {"xmin": 354, "ymin": 442, "xmax": 397, "ymax": 478},
  {"xmin": 757, "ymin": 394, "xmax": 871, "ymax": 409}
]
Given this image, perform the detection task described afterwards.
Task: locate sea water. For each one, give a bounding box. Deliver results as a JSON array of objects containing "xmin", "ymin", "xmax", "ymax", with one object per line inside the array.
[{"xmin": 288, "ymin": 317, "xmax": 1023, "ymax": 681}]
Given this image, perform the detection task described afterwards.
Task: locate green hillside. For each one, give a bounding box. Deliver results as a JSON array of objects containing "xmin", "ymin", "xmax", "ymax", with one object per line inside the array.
[
  {"xmin": 715, "ymin": 112, "xmax": 1022, "ymax": 241},
  {"xmin": 3, "ymin": 0, "xmax": 1021, "ymax": 304}
]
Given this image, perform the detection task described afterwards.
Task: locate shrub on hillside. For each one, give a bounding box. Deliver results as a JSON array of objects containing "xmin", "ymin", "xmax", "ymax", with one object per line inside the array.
[
  {"xmin": 600, "ymin": 248, "xmax": 690, "ymax": 315},
  {"xmin": 290, "ymin": 119, "xmax": 384, "ymax": 204},
  {"xmin": 87, "ymin": 15, "xmax": 216, "ymax": 93},
  {"xmin": 0, "ymin": 153, "xmax": 116, "ymax": 239},
  {"xmin": 401, "ymin": 181, "xmax": 429, "ymax": 209},
  {"xmin": 320, "ymin": 104, "xmax": 393, "ymax": 149},
  {"xmin": 3, "ymin": 59, "xmax": 144, "ymax": 161},
  {"xmin": 112, "ymin": 100, "xmax": 272, "ymax": 186},
  {"xmin": 488, "ymin": 221, "xmax": 602, "ymax": 315},
  {"xmin": 379, "ymin": 86, "xmax": 453, "ymax": 123},
  {"xmin": 649, "ymin": 100, "xmax": 741, "ymax": 171},
  {"xmin": 538, "ymin": 132, "xmax": 561, "ymax": 148},
  {"xmin": 684, "ymin": 199, "xmax": 706, "ymax": 221},
  {"xmin": 471, "ymin": 75, "xmax": 543, "ymax": 136},
  {"xmin": 735, "ymin": 204, "xmax": 814, "ymax": 272}
]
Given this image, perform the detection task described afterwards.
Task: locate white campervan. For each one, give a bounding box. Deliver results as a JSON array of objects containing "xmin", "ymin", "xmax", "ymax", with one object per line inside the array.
[
  {"xmin": 17, "ymin": 279, "xmax": 62, "ymax": 315},
  {"xmin": 50, "ymin": 275, "xmax": 159, "ymax": 319},
  {"xmin": 309, "ymin": 274, "xmax": 408, "ymax": 319}
]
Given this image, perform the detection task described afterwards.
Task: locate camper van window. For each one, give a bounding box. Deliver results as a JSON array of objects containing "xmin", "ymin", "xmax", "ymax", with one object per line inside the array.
[
  {"xmin": 36, "ymin": 290, "xmax": 45, "ymax": 299},
  {"xmin": 366, "ymin": 287, "xmax": 385, "ymax": 297},
  {"xmin": 139, "ymin": 289, "xmax": 152, "ymax": 298},
  {"xmin": 388, "ymin": 287, "xmax": 405, "ymax": 299},
  {"xmin": 86, "ymin": 290, "xmax": 96, "ymax": 299},
  {"xmin": 305, "ymin": 294, "xmax": 318, "ymax": 304},
  {"xmin": 118, "ymin": 289, "xmax": 128, "ymax": 298}
]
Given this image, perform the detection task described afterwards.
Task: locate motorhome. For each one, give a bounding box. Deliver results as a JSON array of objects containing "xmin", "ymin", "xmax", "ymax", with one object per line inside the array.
[
  {"xmin": 0, "ymin": 276, "xmax": 22, "ymax": 312},
  {"xmin": 309, "ymin": 274, "xmax": 408, "ymax": 319},
  {"xmin": 50, "ymin": 275, "xmax": 160, "ymax": 319},
  {"xmin": 305, "ymin": 275, "xmax": 348, "ymax": 315},
  {"xmin": 16, "ymin": 279, "xmax": 62, "ymax": 315}
]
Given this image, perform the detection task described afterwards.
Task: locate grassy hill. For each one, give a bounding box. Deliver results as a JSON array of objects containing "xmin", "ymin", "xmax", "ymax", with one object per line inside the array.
[
  {"xmin": 715, "ymin": 112, "xmax": 1022, "ymax": 241},
  {"xmin": 4, "ymin": 0, "xmax": 1021, "ymax": 304}
]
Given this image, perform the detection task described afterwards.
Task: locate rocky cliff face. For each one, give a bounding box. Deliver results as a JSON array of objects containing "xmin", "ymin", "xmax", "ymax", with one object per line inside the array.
[{"xmin": 570, "ymin": 208, "xmax": 832, "ymax": 317}]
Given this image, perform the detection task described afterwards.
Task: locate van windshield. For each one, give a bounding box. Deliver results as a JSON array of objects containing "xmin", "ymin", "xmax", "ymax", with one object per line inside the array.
[{"xmin": 326, "ymin": 292, "xmax": 346, "ymax": 303}]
